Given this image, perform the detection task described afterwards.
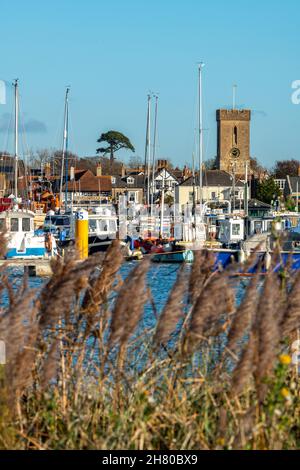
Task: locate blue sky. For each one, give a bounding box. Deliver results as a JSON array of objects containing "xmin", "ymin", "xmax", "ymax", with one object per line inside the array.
[{"xmin": 0, "ymin": 0, "xmax": 299, "ymax": 168}]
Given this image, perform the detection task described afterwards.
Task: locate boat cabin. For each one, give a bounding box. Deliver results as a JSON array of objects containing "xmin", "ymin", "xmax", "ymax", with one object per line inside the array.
[
  {"xmin": 88, "ymin": 206, "xmax": 118, "ymax": 239},
  {"xmin": 0, "ymin": 210, "xmax": 35, "ymax": 233},
  {"xmin": 217, "ymin": 216, "xmax": 244, "ymax": 246},
  {"xmin": 0, "ymin": 210, "xmax": 51, "ymax": 259}
]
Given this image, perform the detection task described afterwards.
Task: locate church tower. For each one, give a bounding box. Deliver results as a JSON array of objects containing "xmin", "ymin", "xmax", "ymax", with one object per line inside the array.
[{"xmin": 216, "ymin": 109, "xmax": 251, "ymax": 175}]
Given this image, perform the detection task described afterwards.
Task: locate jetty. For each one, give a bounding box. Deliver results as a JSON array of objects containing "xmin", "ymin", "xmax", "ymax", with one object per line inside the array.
[{"xmin": 0, "ymin": 258, "xmax": 52, "ymax": 276}]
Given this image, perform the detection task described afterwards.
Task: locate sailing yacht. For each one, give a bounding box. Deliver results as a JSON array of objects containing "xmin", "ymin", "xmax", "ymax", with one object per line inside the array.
[{"xmin": 0, "ymin": 80, "xmax": 57, "ymax": 260}]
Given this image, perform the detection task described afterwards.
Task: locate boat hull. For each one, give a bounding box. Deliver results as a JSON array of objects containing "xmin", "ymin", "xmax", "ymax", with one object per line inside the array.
[
  {"xmin": 151, "ymin": 248, "xmax": 236, "ymax": 268},
  {"xmin": 88, "ymin": 236, "xmax": 116, "ymax": 254},
  {"xmin": 152, "ymin": 250, "xmax": 194, "ymax": 263},
  {"xmin": 245, "ymin": 251, "xmax": 300, "ymax": 273},
  {"xmin": 5, "ymin": 247, "xmax": 47, "ymax": 259}
]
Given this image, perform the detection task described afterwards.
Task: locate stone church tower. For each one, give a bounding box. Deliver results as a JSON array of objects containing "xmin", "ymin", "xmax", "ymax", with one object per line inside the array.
[{"xmin": 216, "ymin": 109, "xmax": 251, "ymax": 175}]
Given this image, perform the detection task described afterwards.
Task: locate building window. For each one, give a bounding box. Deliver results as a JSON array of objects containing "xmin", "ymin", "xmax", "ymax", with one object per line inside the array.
[
  {"xmin": 274, "ymin": 179, "xmax": 286, "ymax": 191},
  {"xmin": 128, "ymin": 191, "xmax": 137, "ymax": 203},
  {"xmin": 127, "ymin": 177, "xmax": 134, "ymax": 185},
  {"xmin": 111, "ymin": 177, "xmax": 116, "ymax": 184},
  {"xmin": 211, "ymin": 192, "xmax": 216, "ymax": 200},
  {"xmin": 234, "ymin": 126, "xmax": 238, "ymax": 145}
]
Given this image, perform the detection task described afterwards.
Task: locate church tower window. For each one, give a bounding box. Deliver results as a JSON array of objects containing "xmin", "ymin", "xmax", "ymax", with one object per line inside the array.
[{"xmin": 234, "ymin": 126, "xmax": 238, "ymax": 145}]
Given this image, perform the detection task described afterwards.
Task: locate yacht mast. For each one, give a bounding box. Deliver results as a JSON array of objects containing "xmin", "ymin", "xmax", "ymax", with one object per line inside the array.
[
  {"xmin": 146, "ymin": 94, "xmax": 151, "ymax": 207},
  {"xmin": 59, "ymin": 87, "xmax": 70, "ymax": 209},
  {"xmin": 198, "ymin": 62, "xmax": 204, "ymax": 207},
  {"xmin": 143, "ymin": 94, "xmax": 151, "ymax": 205},
  {"xmin": 151, "ymin": 94, "xmax": 158, "ymax": 214},
  {"xmin": 14, "ymin": 79, "xmax": 19, "ymax": 198}
]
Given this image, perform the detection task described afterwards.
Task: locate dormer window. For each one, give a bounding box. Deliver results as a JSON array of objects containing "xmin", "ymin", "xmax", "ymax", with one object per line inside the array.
[
  {"xmin": 111, "ymin": 177, "xmax": 116, "ymax": 184},
  {"xmin": 127, "ymin": 177, "xmax": 134, "ymax": 185}
]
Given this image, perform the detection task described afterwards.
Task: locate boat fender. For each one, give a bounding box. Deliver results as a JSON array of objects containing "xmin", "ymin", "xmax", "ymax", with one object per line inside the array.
[
  {"xmin": 238, "ymin": 249, "xmax": 246, "ymax": 264},
  {"xmin": 45, "ymin": 233, "xmax": 52, "ymax": 252},
  {"xmin": 265, "ymin": 251, "xmax": 272, "ymax": 271}
]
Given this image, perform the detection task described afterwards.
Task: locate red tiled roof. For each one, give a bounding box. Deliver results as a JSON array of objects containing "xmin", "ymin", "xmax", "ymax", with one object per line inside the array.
[{"xmin": 63, "ymin": 170, "xmax": 112, "ymax": 192}]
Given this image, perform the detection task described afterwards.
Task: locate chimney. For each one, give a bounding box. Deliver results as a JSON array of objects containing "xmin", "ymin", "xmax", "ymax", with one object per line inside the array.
[
  {"xmin": 157, "ymin": 159, "xmax": 168, "ymax": 170},
  {"xmin": 182, "ymin": 165, "xmax": 190, "ymax": 180},
  {"xmin": 96, "ymin": 163, "xmax": 102, "ymax": 177},
  {"xmin": 44, "ymin": 162, "xmax": 51, "ymax": 179},
  {"xmin": 121, "ymin": 163, "xmax": 126, "ymax": 177}
]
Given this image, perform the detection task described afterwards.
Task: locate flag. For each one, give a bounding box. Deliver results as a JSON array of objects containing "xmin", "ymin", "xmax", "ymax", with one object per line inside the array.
[{"xmin": 0, "ymin": 80, "xmax": 6, "ymax": 105}]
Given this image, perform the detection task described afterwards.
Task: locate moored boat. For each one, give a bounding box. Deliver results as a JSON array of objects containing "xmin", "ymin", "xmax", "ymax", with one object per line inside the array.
[{"xmin": 0, "ymin": 209, "xmax": 57, "ymax": 259}]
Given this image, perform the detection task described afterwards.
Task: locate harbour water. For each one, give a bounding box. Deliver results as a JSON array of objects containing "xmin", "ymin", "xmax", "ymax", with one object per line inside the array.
[{"xmin": 4, "ymin": 261, "xmax": 246, "ymax": 321}]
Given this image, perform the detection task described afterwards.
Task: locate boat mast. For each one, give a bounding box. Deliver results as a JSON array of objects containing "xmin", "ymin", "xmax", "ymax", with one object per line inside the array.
[
  {"xmin": 14, "ymin": 79, "xmax": 19, "ymax": 199},
  {"xmin": 159, "ymin": 172, "xmax": 165, "ymax": 238},
  {"xmin": 150, "ymin": 94, "xmax": 158, "ymax": 214},
  {"xmin": 59, "ymin": 87, "xmax": 70, "ymax": 210},
  {"xmin": 143, "ymin": 94, "xmax": 151, "ymax": 206},
  {"xmin": 198, "ymin": 62, "xmax": 204, "ymax": 207},
  {"xmin": 146, "ymin": 94, "xmax": 151, "ymax": 207},
  {"xmin": 192, "ymin": 150, "xmax": 196, "ymax": 214}
]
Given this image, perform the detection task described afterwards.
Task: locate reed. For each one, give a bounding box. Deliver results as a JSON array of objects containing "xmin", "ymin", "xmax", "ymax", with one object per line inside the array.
[{"xmin": 0, "ymin": 239, "xmax": 300, "ymax": 450}]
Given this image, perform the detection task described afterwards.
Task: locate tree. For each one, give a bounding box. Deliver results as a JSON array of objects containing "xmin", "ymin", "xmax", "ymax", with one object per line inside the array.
[
  {"xmin": 51, "ymin": 150, "xmax": 79, "ymax": 175},
  {"xmin": 128, "ymin": 155, "xmax": 143, "ymax": 169},
  {"xmin": 272, "ymin": 159, "xmax": 299, "ymax": 178},
  {"xmin": 285, "ymin": 197, "xmax": 296, "ymax": 212},
  {"xmin": 250, "ymin": 157, "xmax": 267, "ymax": 176},
  {"xmin": 96, "ymin": 131, "xmax": 135, "ymax": 173},
  {"xmin": 205, "ymin": 157, "xmax": 217, "ymax": 170},
  {"xmin": 27, "ymin": 148, "xmax": 52, "ymax": 171},
  {"xmin": 164, "ymin": 194, "xmax": 174, "ymax": 206},
  {"xmin": 256, "ymin": 177, "xmax": 281, "ymax": 205}
]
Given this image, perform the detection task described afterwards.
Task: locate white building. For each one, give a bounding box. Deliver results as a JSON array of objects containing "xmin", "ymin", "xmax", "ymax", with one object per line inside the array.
[{"xmin": 175, "ymin": 170, "xmax": 245, "ymax": 208}]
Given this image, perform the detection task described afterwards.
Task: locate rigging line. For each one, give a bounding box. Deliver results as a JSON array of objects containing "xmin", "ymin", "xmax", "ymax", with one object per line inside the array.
[
  {"xmin": 189, "ymin": 70, "xmax": 200, "ymax": 169},
  {"xmin": 1, "ymin": 86, "xmax": 14, "ymax": 166},
  {"xmin": 52, "ymin": 98, "xmax": 67, "ymax": 175},
  {"xmin": 204, "ymin": 127, "xmax": 211, "ymax": 188},
  {"xmin": 67, "ymin": 98, "xmax": 79, "ymax": 159},
  {"xmin": 18, "ymin": 96, "xmax": 32, "ymax": 199}
]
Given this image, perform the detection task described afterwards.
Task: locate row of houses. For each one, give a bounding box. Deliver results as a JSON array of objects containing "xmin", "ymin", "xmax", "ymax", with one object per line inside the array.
[
  {"xmin": 275, "ymin": 175, "xmax": 300, "ymax": 201},
  {"xmin": 9, "ymin": 154, "xmax": 297, "ymax": 213},
  {"xmin": 50, "ymin": 163, "xmax": 247, "ymax": 208}
]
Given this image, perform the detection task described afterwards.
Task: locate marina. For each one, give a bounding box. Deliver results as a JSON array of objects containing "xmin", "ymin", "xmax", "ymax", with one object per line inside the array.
[{"xmin": 1, "ymin": 0, "xmax": 300, "ymax": 454}]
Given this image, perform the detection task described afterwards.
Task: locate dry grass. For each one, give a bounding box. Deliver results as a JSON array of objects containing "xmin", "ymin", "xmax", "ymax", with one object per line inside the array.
[{"xmin": 0, "ymin": 241, "xmax": 300, "ymax": 450}]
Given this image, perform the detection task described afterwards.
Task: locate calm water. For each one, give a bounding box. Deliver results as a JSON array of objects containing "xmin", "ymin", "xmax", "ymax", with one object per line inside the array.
[
  {"xmin": 3, "ymin": 262, "xmax": 246, "ymax": 315},
  {"xmin": 2, "ymin": 262, "xmax": 248, "ymax": 375}
]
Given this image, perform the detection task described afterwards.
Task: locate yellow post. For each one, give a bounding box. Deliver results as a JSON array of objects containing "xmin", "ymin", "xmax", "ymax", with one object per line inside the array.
[{"xmin": 75, "ymin": 209, "xmax": 89, "ymax": 259}]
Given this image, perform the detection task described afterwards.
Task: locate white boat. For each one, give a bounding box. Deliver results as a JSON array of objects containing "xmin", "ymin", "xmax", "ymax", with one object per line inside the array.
[
  {"xmin": 0, "ymin": 81, "xmax": 57, "ymax": 261},
  {"xmin": 88, "ymin": 206, "xmax": 119, "ymax": 253},
  {"xmin": 0, "ymin": 209, "xmax": 57, "ymax": 259}
]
